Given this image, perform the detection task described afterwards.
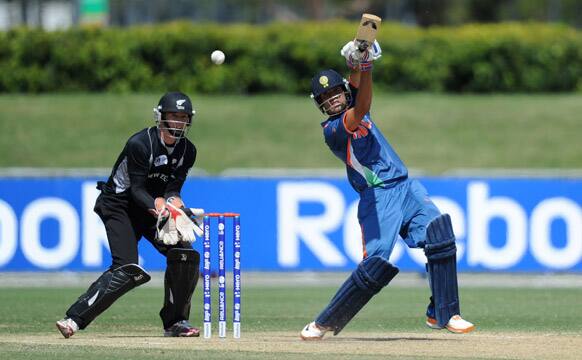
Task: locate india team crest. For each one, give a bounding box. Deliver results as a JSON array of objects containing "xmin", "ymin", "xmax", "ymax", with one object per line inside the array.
[{"xmin": 319, "ymin": 76, "xmax": 329, "ymax": 88}]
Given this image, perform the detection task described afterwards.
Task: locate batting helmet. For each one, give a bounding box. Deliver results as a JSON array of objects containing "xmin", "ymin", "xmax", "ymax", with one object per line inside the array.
[{"xmin": 310, "ymin": 69, "xmax": 352, "ymax": 116}]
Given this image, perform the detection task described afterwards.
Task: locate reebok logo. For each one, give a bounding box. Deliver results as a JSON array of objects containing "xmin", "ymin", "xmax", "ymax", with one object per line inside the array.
[
  {"xmin": 176, "ymin": 99, "xmax": 186, "ymax": 110},
  {"xmin": 134, "ymin": 274, "xmax": 143, "ymax": 282},
  {"xmin": 181, "ymin": 254, "xmax": 188, "ymax": 261}
]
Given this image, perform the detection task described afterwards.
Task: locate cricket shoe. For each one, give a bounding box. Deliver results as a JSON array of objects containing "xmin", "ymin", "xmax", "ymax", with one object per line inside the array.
[
  {"xmin": 164, "ymin": 320, "xmax": 200, "ymax": 337},
  {"xmin": 426, "ymin": 315, "xmax": 475, "ymax": 334},
  {"xmin": 56, "ymin": 317, "xmax": 79, "ymax": 339},
  {"xmin": 300, "ymin": 321, "xmax": 332, "ymax": 340}
]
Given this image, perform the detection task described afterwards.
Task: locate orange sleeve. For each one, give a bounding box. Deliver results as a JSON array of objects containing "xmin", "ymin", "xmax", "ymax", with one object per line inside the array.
[{"xmin": 342, "ymin": 112, "xmax": 355, "ymax": 134}]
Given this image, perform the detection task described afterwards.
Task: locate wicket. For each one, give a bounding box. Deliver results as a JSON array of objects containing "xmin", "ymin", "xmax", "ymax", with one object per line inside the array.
[{"xmin": 202, "ymin": 212, "xmax": 241, "ymax": 339}]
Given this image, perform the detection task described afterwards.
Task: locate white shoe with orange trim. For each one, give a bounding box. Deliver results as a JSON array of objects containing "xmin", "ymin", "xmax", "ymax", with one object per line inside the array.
[
  {"xmin": 426, "ymin": 315, "xmax": 475, "ymax": 334},
  {"xmin": 300, "ymin": 321, "xmax": 331, "ymax": 340}
]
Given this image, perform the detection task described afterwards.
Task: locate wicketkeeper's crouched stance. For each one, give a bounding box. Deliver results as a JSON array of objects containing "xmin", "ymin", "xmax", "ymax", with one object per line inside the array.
[
  {"xmin": 56, "ymin": 92, "xmax": 205, "ymax": 338},
  {"xmin": 300, "ymin": 36, "xmax": 475, "ymax": 340}
]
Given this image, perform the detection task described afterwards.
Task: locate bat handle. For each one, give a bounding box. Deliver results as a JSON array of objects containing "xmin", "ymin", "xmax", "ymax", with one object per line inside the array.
[{"xmin": 356, "ymin": 40, "xmax": 369, "ymax": 52}]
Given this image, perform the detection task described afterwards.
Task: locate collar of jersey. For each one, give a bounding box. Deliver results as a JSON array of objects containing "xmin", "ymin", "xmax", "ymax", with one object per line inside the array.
[{"xmin": 320, "ymin": 111, "xmax": 345, "ymax": 127}]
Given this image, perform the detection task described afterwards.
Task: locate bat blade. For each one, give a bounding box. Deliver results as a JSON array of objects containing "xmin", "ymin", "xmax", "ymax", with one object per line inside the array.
[{"xmin": 355, "ymin": 13, "xmax": 382, "ymax": 51}]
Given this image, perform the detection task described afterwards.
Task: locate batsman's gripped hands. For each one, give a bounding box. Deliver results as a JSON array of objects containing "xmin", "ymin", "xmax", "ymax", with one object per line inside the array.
[{"xmin": 340, "ymin": 40, "xmax": 382, "ymax": 71}]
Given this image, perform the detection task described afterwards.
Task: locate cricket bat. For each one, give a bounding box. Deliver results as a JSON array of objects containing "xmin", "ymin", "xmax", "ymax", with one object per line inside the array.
[{"xmin": 355, "ymin": 13, "xmax": 382, "ymax": 52}]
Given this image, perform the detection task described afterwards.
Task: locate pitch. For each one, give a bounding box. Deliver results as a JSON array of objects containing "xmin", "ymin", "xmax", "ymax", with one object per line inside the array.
[{"xmin": 0, "ymin": 275, "xmax": 581, "ymax": 359}]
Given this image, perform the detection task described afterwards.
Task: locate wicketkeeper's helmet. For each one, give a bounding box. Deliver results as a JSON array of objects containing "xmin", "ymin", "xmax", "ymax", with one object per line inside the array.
[
  {"xmin": 153, "ymin": 91, "xmax": 196, "ymax": 141},
  {"xmin": 310, "ymin": 69, "xmax": 352, "ymax": 116}
]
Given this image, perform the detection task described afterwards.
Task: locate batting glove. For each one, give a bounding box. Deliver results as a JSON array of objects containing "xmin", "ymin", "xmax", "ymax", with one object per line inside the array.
[
  {"xmin": 368, "ymin": 40, "xmax": 382, "ymax": 61},
  {"xmin": 340, "ymin": 40, "xmax": 381, "ymax": 72}
]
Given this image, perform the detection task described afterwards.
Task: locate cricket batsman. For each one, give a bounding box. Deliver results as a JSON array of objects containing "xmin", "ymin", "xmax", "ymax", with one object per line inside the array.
[
  {"xmin": 56, "ymin": 91, "xmax": 204, "ymax": 338},
  {"xmin": 300, "ymin": 39, "xmax": 475, "ymax": 339}
]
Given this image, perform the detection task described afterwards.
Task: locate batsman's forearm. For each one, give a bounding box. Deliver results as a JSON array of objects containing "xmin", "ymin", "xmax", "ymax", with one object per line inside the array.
[
  {"xmin": 354, "ymin": 71, "xmax": 372, "ymax": 118},
  {"xmin": 349, "ymin": 71, "xmax": 361, "ymax": 88}
]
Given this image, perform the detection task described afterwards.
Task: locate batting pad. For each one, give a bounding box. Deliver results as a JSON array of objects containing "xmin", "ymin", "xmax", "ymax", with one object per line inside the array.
[
  {"xmin": 424, "ymin": 214, "xmax": 460, "ymax": 328},
  {"xmin": 316, "ymin": 256, "xmax": 399, "ymax": 335}
]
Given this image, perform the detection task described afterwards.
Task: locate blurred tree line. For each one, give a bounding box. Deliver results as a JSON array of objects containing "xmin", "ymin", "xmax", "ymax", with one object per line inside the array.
[
  {"xmin": 107, "ymin": 0, "xmax": 582, "ymax": 28},
  {"xmin": 2, "ymin": 21, "xmax": 580, "ymax": 93}
]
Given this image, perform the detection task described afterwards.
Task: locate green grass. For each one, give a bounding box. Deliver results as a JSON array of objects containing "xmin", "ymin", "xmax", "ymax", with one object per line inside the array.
[
  {"xmin": 0, "ymin": 285, "xmax": 581, "ymax": 359},
  {"xmin": 0, "ymin": 93, "xmax": 581, "ymax": 173}
]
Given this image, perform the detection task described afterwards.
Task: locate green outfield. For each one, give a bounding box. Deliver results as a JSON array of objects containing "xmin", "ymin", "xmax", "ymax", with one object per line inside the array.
[
  {"xmin": 0, "ymin": 284, "xmax": 581, "ymax": 359},
  {"xmin": 1, "ymin": 93, "xmax": 581, "ymax": 173}
]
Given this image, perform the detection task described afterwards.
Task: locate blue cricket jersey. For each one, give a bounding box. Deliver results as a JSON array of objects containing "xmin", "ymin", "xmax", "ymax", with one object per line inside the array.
[{"xmin": 321, "ymin": 85, "xmax": 408, "ymax": 193}]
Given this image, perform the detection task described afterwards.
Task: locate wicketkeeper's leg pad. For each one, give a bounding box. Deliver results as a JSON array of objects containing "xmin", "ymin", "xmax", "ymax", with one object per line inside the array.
[
  {"xmin": 66, "ymin": 264, "xmax": 151, "ymax": 329},
  {"xmin": 159, "ymin": 248, "xmax": 200, "ymax": 329},
  {"xmin": 316, "ymin": 256, "xmax": 399, "ymax": 335},
  {"xmin": 424, "ymin": 214, "xmax": 460, "ymax": 328}
]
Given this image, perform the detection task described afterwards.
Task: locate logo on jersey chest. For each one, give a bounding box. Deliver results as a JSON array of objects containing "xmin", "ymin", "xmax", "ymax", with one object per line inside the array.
[{"xmin": 154, "ymin": 155, "xmax": 168, "ymax": 167}]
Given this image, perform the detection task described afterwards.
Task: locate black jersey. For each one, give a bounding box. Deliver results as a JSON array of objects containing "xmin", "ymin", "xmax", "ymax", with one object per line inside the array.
[{"xmin": 100, "ymin": 127, "xmax": 196, "ymax": 211}]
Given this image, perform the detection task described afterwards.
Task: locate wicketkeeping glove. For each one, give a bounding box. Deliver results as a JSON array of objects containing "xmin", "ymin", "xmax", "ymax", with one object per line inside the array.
[
  {"xmin": 156, "ymin": 207, "xmax": 180, "ymax": 245},
  {"xmin": 180, "ymin": 207, "xmax": 205, "ymax": 238},
  {"xmin": 165, "ymin": 203, "xmax": 199, "ymax": 243}
]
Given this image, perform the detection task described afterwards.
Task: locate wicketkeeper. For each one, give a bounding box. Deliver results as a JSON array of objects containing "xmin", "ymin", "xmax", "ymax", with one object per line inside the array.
[
  {"xmin": 300, "ymin": 40, "xmax": 475, "ymax": 339},
  {"xmin": 56, "ymin": 91, "xmax": 204, "ymax": 338}
]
